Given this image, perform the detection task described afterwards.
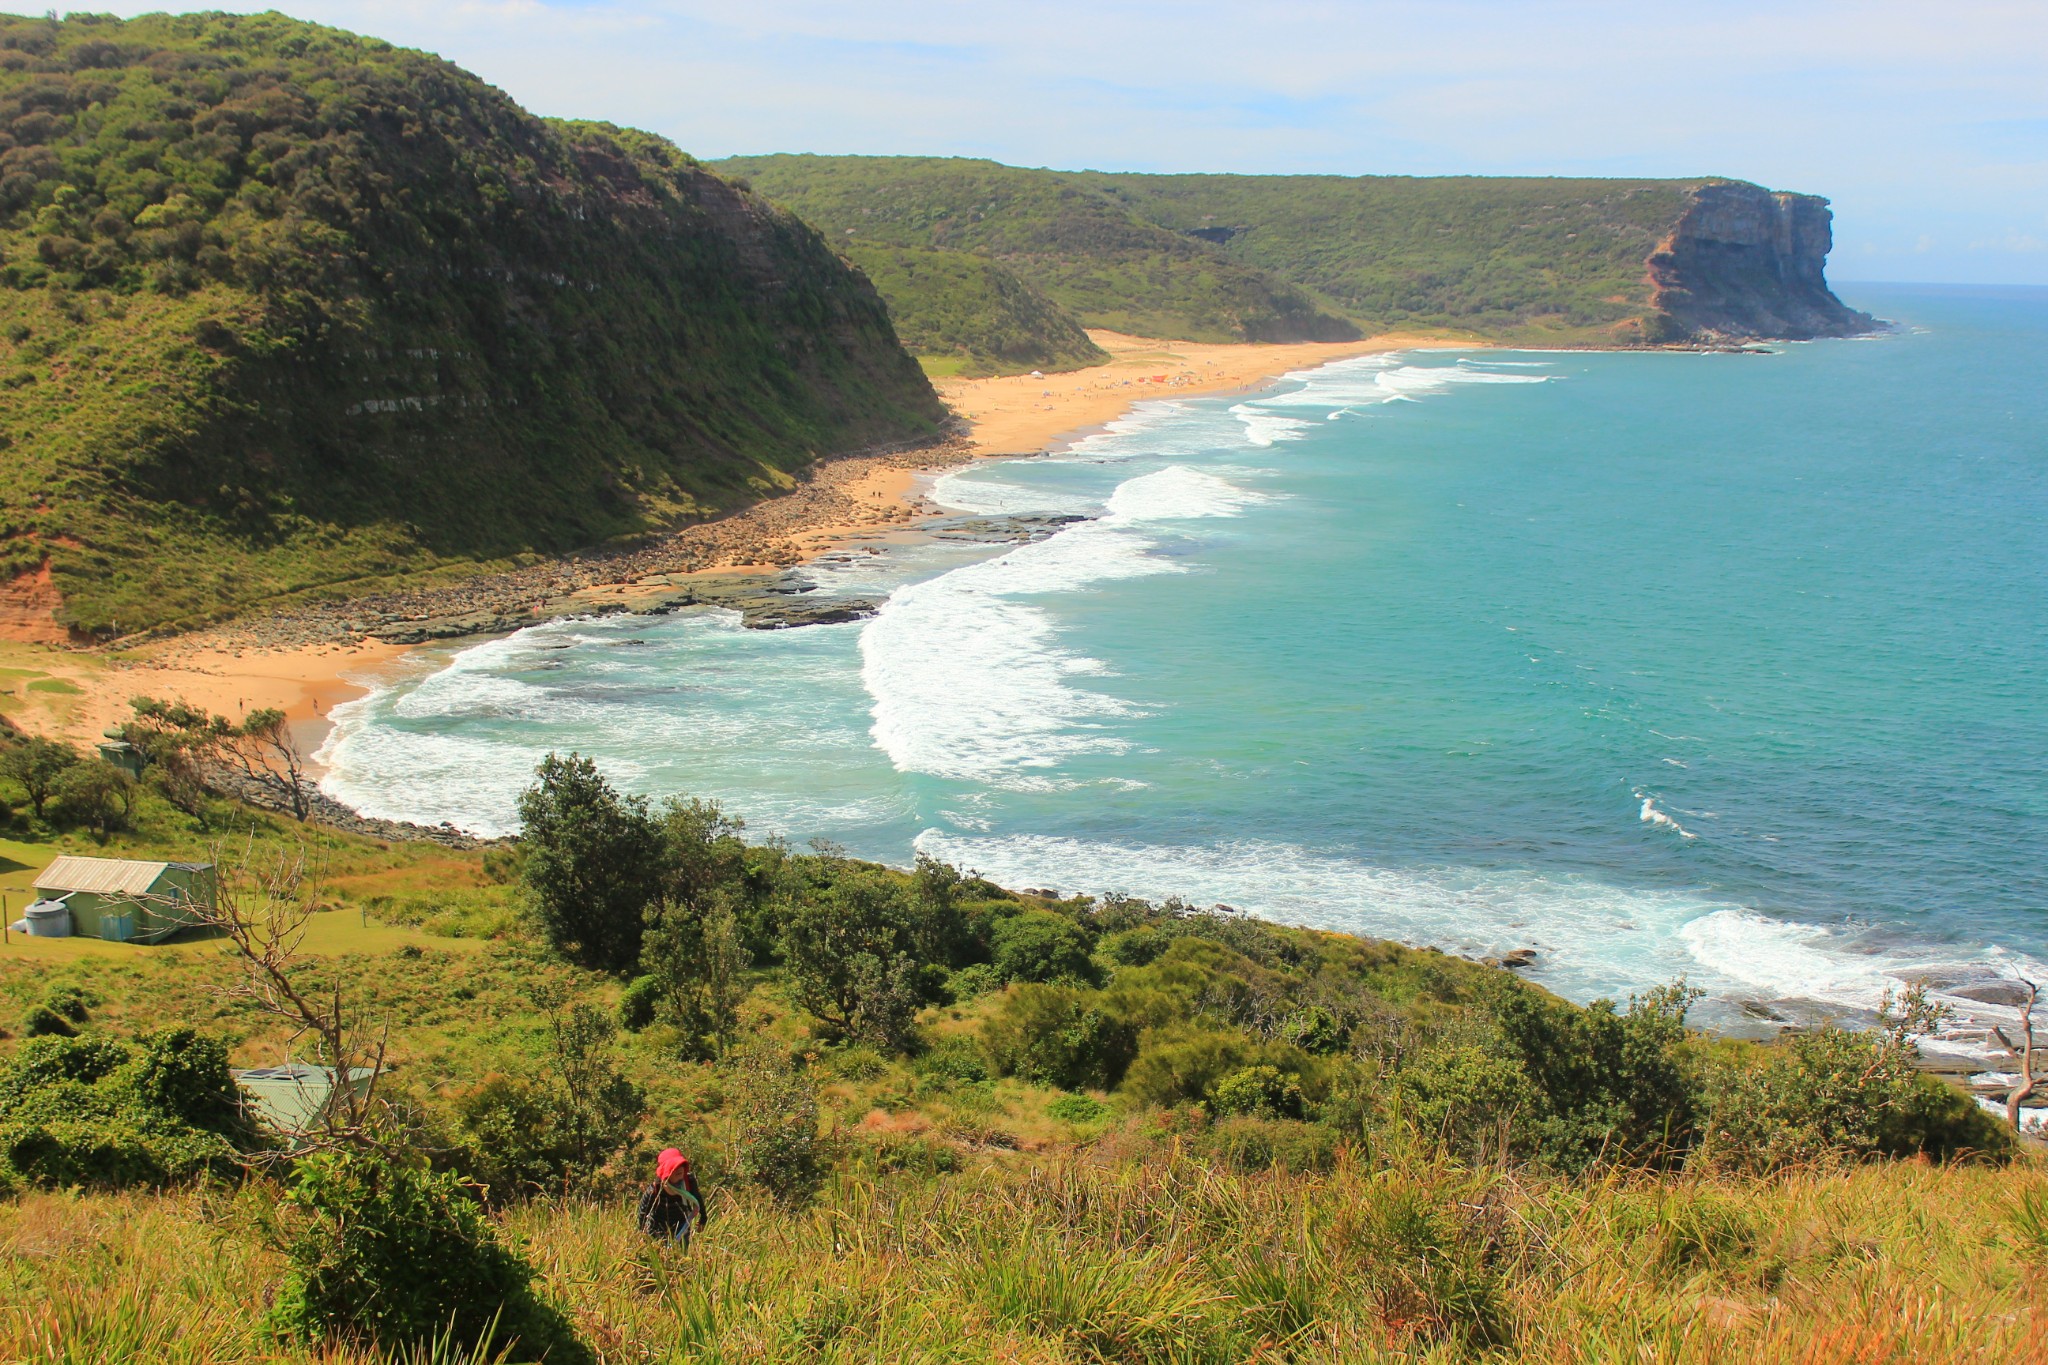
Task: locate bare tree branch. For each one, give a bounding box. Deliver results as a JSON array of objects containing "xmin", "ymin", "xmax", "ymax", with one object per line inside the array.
[
  {"xmin": 1989, "ymin": 978, "xmax": 2040, "ymax": 1134},
  {"xmin": 144, "ymin": 834, "xmax": 392, "ymax": 1158}
]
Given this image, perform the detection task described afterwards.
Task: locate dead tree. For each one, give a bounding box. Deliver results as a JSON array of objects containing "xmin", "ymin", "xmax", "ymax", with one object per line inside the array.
[
  {"xmin": 166, "ymin": 837, "xmax": 391, "ymax": 1155},
  {"xmin": 1990, "ymin": 979, "xmax": 2041, "ymax": 1134}
]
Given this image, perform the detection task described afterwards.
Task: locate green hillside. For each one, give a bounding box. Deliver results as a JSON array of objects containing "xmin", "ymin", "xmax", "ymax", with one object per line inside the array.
[
  {"xmin": 723, "ymin": 155, "xmax": 1872, "ymax": 357},
  {"xmin": 0, "ymin": 13, "xmax": 946, "ymax": 635},
  {"xmin": 722, "ymin": 155, "xmax": 1363, "ymax": 350},
  {"xmin": 839, "ymin": 243, "xmax": 1107, "ymax": 376},
  {"xmin": 1075, "ymin": 171, "xmax": 1697, "ymax": 338}
]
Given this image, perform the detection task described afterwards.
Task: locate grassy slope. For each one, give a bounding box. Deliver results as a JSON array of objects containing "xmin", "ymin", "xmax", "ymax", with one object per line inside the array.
[
  {"xmin": 722, "ymin": 155, "xmax": 1364, "ymax": 347},
  {"xmin": 0, "ymin": 781, "xmax": 2036, "ymax": 1361},
  {"xmin": 13, "ymin": 1161, "xmax": 2044, "ymax": 1363},
  {"xmin": 0, "ymin": 13, "xmax": 946, "ymax": 634}
]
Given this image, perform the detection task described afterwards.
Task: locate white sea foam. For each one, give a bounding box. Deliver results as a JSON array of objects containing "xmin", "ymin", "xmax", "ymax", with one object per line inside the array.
[
  {"xmin": 913, "ymin": 828, "xmax": 1742, "ymax": 1003},
  {"xmin": 1222, "ymin": 355, "xmax": 1551, "ymax": 438},
  {"xmin": 920, "ymin": 828, "xmax": 2048, "ymax": 1057},
  {"xmin": 928, "ymin": 467, "xmax": 1097, "ymax": 516},
  {"xmin": 860, "ymin": 466, "xmax": 1260, "ymax": 785},
  {"xmin": 1634, "ymin": 789, "xmax": 1697, "ymax": 839},
  {"xmin": 1678, "ymin": 907, "xmax": 2048, "ymax": 1056}
]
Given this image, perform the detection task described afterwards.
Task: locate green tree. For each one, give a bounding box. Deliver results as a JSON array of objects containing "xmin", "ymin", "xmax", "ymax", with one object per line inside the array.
[
  {"xmin": 123, "ymin": 696, "xmax": 230, "ymax": 820},
  {"xmin": 536, "ymin": 986, "xmax": 643, "ymax": 1180},
  {"xmin": 778, "ymin": 870, "xmax": 939, "ymax": 1050},
  {"xmin": 517, "ymin": 754, "xmax": 665, "ymax": 973},
  {"xmin": 641, "ymin": 891, "xmax": 749, "ymax": 1059},
  {"xmin": 991, "ymin": 911, "xmax": 1096, "ymax": 984},
  {"xmin": 224, "ymin": 707, "xmax": 313, "ymax": 821},
  {"xmin": 53, "ymin": 759, "xmax": 134, "ymax": 839},
  {"xmin": 658, "ymin": 796, "xmax": 749, "ymax": 913},
  {"xmin": 1, "ymin": 735, "xmax": 77, "ymax": 819}
]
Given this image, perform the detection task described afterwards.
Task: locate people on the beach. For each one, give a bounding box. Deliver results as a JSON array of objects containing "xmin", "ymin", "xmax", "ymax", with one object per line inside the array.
[{"xmin": 636, "ymin": 1147, "xmax": 706, "ymax": 1248}]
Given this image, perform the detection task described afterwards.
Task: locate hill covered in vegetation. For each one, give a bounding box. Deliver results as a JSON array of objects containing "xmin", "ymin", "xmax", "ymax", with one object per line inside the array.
[
  {"xmin": 721, "ymin": 155, "xmax": 1367, "ymax": 356},
  {"xmin": 0, "ymin": 12, "xmax": 947, "ymax": 636},
  {"xmin": 723, "ymin": 154, "xmax": 1877, "ymax": 364},
  {"xmin": 0, "ymin": 731, "xmax": 2027, "ymax": 1362},
  {"xmin": 839, "ymin": 242, "xmax": 1108, "ymax": 376}
]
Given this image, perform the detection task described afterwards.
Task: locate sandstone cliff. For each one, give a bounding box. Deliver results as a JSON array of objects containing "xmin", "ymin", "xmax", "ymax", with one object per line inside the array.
[{"xmin": 1646, "ymin": 182, "xmax": 1879, "ymax": 342}]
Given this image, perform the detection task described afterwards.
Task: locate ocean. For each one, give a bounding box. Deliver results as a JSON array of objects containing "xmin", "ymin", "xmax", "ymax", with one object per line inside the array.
[{"xmin": 317, "ymin": 283, "xmax": 2048, "ymax": 1047}]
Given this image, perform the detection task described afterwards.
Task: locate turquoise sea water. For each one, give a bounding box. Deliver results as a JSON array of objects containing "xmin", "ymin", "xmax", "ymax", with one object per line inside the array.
[{"xmin": 320, "ymin": 284, "xmax": 2047, "ymax": 1043}]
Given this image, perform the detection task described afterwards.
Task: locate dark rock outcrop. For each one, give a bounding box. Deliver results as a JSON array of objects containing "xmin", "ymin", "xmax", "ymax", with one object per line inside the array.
[{"xmin": 1647, "ymin": 182, "xmax": 1880, "ymax": 342}]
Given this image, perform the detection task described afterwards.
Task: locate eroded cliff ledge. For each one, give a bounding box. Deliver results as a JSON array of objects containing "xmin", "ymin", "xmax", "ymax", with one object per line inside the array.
[{"xmin": 1647, "ymin": 182, "xmax": 1879, "ymax": 343}]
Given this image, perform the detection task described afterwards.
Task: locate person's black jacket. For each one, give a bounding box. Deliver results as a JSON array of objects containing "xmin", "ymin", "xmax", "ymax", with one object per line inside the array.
[{"xmin": 636, "ymin": 1172, "xmax": 706, "ymax": 1237}]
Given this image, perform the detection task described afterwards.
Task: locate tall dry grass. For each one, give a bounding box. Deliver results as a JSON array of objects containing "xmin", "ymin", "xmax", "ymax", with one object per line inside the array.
[{"xmin": 1, "ymin": 1149, "xmax": 2042, "ymax": 1363}]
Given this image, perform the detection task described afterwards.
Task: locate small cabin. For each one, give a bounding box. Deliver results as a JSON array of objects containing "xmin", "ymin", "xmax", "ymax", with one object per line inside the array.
[
  {"xmin": 95, "ymin": 736, "xmax": 145, "ymax": 779},
  {"xmin": 234, "ymin": 1064, "xmax": 377, "ymax": 1144},
  {"xmin": 30, "ymin": 856, "xmax": 216, "ymax": 943}
]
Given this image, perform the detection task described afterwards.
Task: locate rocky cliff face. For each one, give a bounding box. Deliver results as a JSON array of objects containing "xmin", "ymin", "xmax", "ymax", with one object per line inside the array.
[{"xmin": 1647, "ymin": 182, "xmax": 1878, "ymax": 342}]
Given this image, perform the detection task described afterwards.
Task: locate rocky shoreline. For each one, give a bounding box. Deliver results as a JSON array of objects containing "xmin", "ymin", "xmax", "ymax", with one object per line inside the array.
[{"xmin": 171, "ymin": 440, "xmax": 980, "ymax": 655}]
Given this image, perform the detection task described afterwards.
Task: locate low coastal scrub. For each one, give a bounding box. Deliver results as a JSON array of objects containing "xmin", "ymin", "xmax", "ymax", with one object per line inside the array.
[{"xmin": 0, "ymin": 752, "xmax": 2029, "ymax": 1361}]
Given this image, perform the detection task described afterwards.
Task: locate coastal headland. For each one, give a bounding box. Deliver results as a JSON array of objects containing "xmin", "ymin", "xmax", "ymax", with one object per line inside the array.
[{"xmin": 0, "ymin": 329, "xmax": 1428, "ymax": 768}]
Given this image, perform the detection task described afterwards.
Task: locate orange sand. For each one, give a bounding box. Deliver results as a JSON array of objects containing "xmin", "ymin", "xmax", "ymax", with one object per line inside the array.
[{"xmin": 936, "ymin": 329, "xmax": 1468, "ymax": 456}]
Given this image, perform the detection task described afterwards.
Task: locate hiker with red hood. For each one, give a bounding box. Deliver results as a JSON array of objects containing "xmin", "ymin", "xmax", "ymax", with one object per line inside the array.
[{"xmin": 636, "ymin": 1147, "xmax": 706, "ymax": 1247}]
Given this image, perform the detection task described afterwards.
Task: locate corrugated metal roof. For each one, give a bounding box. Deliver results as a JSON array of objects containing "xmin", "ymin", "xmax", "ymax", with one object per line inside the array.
[{"xmin": 33, "ymin": 856, "xmax": 206, "ymax": 895}]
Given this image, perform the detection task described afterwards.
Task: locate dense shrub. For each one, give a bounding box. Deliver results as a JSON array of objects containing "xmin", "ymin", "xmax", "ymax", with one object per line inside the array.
[
  {"xmin": 984, "ymin": 985, "xmax": 1140, "ymax": 1092},
  {"xmin": 1121, "ymin": 1026, "xmax": 1311, "ymax": 1110},
  {"xmin": 616, "ymin": 974, "xmax": 659, "ymax": 1032},
  {"xmin": 1046, "ymin": 1093, "xmax": 1111, "ymax": 1124},
  {"xmin": 0, "ymin": 1030, "xmax": 250, "ymax": 1188},
  {"xmin": 454, "ymin": 1076, "xmax": 591, "ymax": 1202},
  {"xmin": 1203, "ymin": 1116, "xmax": 1341, "ymax": 1173},
  {"xmin": 725, "ymin": 1044, "xmax": 825, "ymax": 1206},
  {"xmin": 825, "ymin": 1045, "xmax": 888, "ymax": 1081},
  {"xmin": 1097, "ymin": 925, "xmax": 1170, "ymax": 969},
  {"xmin": 19, "ymin": 1004, "xmax": 75, "ymax": 1038},
  {"xmin": 1390, "ymin": 1045, "xmax": 1548, "ymax": 1163},
  {"xmin": 1280, "ymin": 1005, "xmax": 1348, "ymax": 1056},
  {"xmin": 39, "ymin": 983, "xmax": 94, "ymax": 1024},
  {"xmin": 1697, "ymin": 1026, "xmax": 2010, "ymax": 1170},
  {"xmin": 945, "ymin": 962, "xmax": 1005, "ymax": 1001},
  {"xmin": 991, "ymin": 911, "xmax": 1096, "ymax": 984},
  {"xmin": 1485, "ymin": 981, "xmax": 1700, "ymax": 1170},
  {"xmin": 1209, "ymin": 1064, "xmax": 1307, "ymax": 1120},
  {"xmin": 267, "ymin": 1151, "xmax": 589, "ymax": 1363},
  {"xmin": 915, "ymin": 1036, "xmax": 993, "ymax": 1085}
]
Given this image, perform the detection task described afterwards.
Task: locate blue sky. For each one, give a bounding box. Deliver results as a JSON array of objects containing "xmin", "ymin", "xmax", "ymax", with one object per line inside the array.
[{"xmin": 94, "ymin": 1, "xmax": 2048, "ymax": 284}]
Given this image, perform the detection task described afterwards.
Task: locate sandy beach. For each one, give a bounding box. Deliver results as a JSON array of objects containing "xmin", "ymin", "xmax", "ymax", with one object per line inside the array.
[
  {"xmin": 935, "ymin": 329, "xmax": 1457, "ymax": 456},
  {"xmin": 1, "ymin": 329, "xmax": 1451, "ymax": 762}
]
